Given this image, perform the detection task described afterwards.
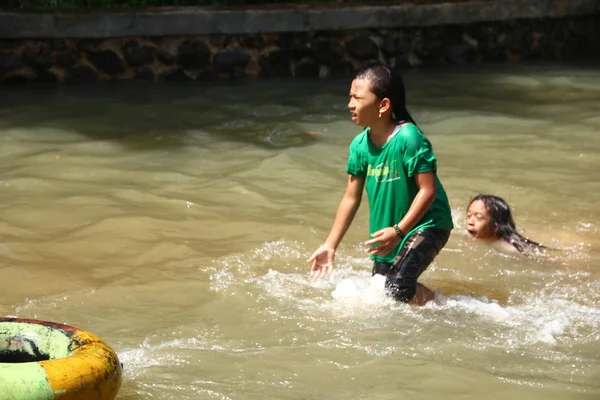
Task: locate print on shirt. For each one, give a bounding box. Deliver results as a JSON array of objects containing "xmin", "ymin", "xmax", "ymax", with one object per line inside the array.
[{"xmin": 367, "ymin": 160, "xmax": 401, "ymax": 183}]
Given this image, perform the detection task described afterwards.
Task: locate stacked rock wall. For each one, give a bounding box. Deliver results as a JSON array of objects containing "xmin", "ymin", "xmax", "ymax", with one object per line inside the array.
[{"xmin": 0, "ymin": 2, "xmax": 598, "ymax": 84}]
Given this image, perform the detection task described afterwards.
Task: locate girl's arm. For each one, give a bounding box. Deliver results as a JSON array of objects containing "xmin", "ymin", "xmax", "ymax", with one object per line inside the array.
[
  {"xmin": 366, "ymin": 171, "xmax": 436, "ymax": 256},
  {"xmin": 308, "ymin": 174, "xmax": 365, "ymax": 279}
]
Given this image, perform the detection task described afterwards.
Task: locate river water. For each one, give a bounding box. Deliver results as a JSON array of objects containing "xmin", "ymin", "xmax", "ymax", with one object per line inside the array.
[{"xmin": 1, "ymin": 63, "xmax": 599, "ymax": 399}]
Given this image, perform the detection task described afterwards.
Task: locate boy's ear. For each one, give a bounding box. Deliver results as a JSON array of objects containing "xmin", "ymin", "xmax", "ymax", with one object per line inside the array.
[{"xmin": 379, "ymin": 98, "xmax": 391, "ymax": 114}]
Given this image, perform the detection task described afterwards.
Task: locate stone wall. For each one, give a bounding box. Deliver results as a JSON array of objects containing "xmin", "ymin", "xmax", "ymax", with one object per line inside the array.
[{"xmin": 0, "ymin": 0, "xmax": 599, "ymax": 84}]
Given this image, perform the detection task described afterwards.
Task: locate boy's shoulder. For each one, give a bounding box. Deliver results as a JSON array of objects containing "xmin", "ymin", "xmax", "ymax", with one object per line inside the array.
[
  {"xmin": 354, "ymin": 127, "xmax": 370, "ymax": 139},
  {"xmin": 395, "ymin": 123, "xmax": 429, "ymax": 148},
  {"xmin": 397, "ymin": 122, "xmax": 423, "ymax": 138},
  {"xmin": 349, "ymin": 127, "xmax": 370, "ymax": 147}
]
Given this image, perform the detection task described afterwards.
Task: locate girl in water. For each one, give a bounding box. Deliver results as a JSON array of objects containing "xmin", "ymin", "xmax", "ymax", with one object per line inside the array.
[
  {"xmin": 466, "ymin": 194, "xmax": 547, "ymax": 256},
  {"xmin": 308, "ymin": 65, "xmax": 453, "ymax": 305}
]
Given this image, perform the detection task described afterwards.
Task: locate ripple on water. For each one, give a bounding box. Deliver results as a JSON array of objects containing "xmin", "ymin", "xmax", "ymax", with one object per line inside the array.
[
  {"xmin": 204, "ymin": 239, "xmax": 600, "ymax": 389},
  {"xmin": 2, "ymin": 65, "xmax": 600, "ymax": 399}
]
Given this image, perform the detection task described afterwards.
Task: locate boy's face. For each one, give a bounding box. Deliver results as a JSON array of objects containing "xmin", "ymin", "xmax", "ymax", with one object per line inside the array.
[
  {"xmin": 466, "ymin": 200, "xmax": 496, "ymax": 241},
  {"xmin": 348, "ymin": 78, "xmax": 380, "ymax": 127}
]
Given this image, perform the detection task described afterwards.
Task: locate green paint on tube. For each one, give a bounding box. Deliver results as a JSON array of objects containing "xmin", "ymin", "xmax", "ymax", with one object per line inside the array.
[
  {"xmin": 0, "ymin": 322, "xmax": 72, "ymax": 360},
  {"xmin": 0, "ymin": 363, "xmax": 53, "ymax": 400}
]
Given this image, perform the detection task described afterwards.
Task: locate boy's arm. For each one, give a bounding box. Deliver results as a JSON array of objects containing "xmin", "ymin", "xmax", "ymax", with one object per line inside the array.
[
  {"xmin": 309, "ymin": 174, "xmax": 365, "ymax": 279},
  {"xmin": 397, "ymin": 171, "xmax": 437, "ymax": 235},
  {"xmin": 365, "ymin": 171, "xmax": 436, "ymax": 256},
  {"xmin": 324, "ymin": 174, "xmax": 365, "ymax": 249}
]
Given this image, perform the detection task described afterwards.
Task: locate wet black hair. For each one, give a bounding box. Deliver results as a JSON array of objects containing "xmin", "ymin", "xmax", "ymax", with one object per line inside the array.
[
  {"xmin": 469, "ymin": 194, "xmax": 547, "ymax": 254},
  {"xmin": 355, "ymin": 64, "xmax": 416, "ymax": 124}
]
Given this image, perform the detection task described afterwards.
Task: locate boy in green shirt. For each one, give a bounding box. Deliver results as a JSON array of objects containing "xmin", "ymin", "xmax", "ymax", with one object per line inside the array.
[{"xmin": 308, "ymin": 65, "xmax": 453, "ymax": 305}]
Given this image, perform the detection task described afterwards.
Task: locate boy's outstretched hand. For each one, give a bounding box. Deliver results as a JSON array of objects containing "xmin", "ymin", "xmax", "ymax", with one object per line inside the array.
[{"xmin": 308, "ymin": 244, "xmax": 335, "ymax": 280}]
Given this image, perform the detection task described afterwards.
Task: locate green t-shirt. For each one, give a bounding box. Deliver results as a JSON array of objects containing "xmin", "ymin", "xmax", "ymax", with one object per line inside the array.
[{"xmin": 346, "ymin": 123, "xmax": 453, "ymax": 263}]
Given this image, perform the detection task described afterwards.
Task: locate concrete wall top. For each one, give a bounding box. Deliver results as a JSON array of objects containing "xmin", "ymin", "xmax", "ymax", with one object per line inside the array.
[{"xmin": 0, "ymin": 0, "xmax": 598, "ymax": 39}]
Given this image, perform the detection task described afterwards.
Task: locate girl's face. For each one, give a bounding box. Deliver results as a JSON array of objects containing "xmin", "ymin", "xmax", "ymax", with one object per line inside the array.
[
  {"xmin": 348, "ymin": 78, "xmax": 381, "ymax": 126},
  {"xmin": 466, "ymin": 199, "xmax": 496, "ymax": 241}
]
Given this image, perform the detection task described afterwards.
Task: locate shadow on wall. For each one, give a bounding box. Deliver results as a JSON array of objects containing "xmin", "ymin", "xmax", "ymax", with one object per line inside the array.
[{"xmin": 0, "ymin": 14, "xmax": 599, "ymax": 85}]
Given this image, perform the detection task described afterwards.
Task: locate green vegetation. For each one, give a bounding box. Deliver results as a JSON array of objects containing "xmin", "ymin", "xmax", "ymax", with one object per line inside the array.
[{"xmin": 2, "ymin": 0, "xmax": 358, "ymax": 11}]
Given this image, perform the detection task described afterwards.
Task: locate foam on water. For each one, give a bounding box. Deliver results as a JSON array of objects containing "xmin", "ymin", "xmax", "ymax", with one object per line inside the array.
[
  {"xmin": 330, "ymin": 273, "xmax": 389, "ymax": 305},
  {"xmin": 208, "ymin": 240, "xmax": 600, "ymax": 353},
  {"xmin": 432, "ymin": 292, "xmax": 600, "ymax": 346}
]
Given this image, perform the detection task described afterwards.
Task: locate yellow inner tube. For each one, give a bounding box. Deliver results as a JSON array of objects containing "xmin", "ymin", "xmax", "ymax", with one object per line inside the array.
[{"xmin": 0, "ymin": 317, "xmax": 122, "ymax": 400}]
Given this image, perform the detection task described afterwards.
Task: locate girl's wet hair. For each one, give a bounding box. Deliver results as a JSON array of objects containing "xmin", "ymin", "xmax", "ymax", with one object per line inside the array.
[
  {"xmin": 469, "ymin": 194, "xmax": 547, "ymax": 254},
  {"xmin": 355, "ymin": 65, "xmax": 415, "ymax": 124}
]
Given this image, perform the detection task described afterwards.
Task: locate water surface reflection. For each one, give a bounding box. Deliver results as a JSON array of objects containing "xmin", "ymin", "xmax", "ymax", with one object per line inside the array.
[{"xmin": 1, "ymin": 63, "xmax": 599, "ymax": 399}]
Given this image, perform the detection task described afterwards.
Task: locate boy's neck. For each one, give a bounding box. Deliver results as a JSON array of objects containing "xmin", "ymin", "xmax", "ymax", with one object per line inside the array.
[{"xmin": 368, "ymin": 119, "xmax": 398, "ymax": 146}]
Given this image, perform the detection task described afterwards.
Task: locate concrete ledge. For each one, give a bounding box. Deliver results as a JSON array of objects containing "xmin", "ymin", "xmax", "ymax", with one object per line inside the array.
[{"xmin": 0, "ymin": 0, "xmax": 598, "ymax": 38}]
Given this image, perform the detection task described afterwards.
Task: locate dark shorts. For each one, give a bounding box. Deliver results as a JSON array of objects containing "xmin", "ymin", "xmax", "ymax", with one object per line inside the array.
[{"xmin": 372, "ymin": 228, "xmax": 451, "ymax": 303}]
